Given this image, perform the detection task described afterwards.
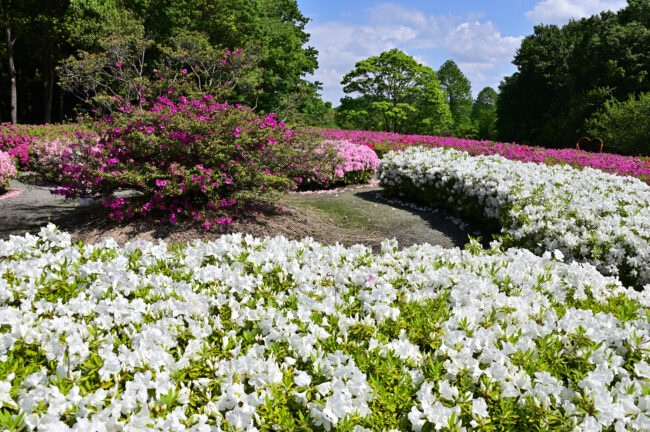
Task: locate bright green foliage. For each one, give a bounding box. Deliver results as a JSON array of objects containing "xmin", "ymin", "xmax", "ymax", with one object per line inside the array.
[
  {"xmin": 471, "ymin": 87, "xmax": 498, "ymax": 140},
  {"xmin": 497, "ymin": 0, "xmax": 650, "ymax": 149},
  {"xmin": 0, "ymin": 0, "xmax": 322, "ymax": 122},
  {"xmin": 125, "ymin": 0, "xmax": 319, "ymax": 114},
  {"xmin": 438, "ymin": 60, "xmax": 473, "ymax": 131},
  {"xmin": 338, "ymin": 49, "xmax": 452, "ymax": 134},
  {"xmin": 586, "ymin": 92, "xmax": 650, "ymax": 156},
  {"xmin": 58, "ymin": 31, "xmax": 262, "ymax": 114}
]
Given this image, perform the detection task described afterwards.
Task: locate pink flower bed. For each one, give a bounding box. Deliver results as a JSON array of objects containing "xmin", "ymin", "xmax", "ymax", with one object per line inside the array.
[
  {"xmin": 0, "ymin": 123, "xmax": 90, "ymax": 170},
  {"xmin": 316, "ymin": 128, "xmax": 650, "ymax": 183}
]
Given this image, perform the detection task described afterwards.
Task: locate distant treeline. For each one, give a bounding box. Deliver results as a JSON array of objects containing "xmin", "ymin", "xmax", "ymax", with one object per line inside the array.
[
  {"xmin": 0, "ymin": 0, "xmax": 331, "ymax": 125},
  {"xmin": 498, "ymin": 0, "xmax": 650, "ymax": 155}
]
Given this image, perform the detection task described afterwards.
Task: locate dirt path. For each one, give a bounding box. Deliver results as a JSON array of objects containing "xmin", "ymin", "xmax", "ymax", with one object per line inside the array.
[{"xmin": 0, "ymin": 179, "xmax": 493, "ymax": 250}]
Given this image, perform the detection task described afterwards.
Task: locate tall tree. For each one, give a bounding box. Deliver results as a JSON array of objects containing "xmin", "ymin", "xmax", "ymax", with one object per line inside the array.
[
  {"xmin": 471, "ymin": 86, "xmax": 498, "ymax": 140},
  {"xmin": 2, "ymin": 0, "xmax": 16, "ymax": 123},
  {"xmin": 437, "ymin": 60, "xmax": 473, "ymax": 130},
  {"xmin": 339, "ymin": 48, "xmax": 451, "ymax": 134}
]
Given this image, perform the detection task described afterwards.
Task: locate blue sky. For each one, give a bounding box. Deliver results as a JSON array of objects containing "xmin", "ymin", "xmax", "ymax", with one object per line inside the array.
[{"xmin": 296, "ymin": 0, "xmax": 628, "ymax": 105}]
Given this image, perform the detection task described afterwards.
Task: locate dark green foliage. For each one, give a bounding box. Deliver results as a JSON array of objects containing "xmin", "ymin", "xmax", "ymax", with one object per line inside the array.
[
  {"xmin": 338, "ymin": 48, "xmax": 452, "ymax": 134},
  {"xmin": 497, "ymin": 0, "xmax": 650, "ymax": 149},
  {"xmin": 586, "ymin": 92, "xmax": 650, "ymax": 156},
  {"xmin": 105, "ymin": 0, "xmax": 319, "ymax": 114}
]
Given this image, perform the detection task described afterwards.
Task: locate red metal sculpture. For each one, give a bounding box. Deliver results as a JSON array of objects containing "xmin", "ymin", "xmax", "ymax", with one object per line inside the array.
[{"xmin": 576, "ymin": 137, "xmax": 604, "ymax": 153}]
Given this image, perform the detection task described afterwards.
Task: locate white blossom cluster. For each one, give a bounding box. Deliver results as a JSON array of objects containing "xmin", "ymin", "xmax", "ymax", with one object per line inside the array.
[
  {"xmin": 0, "ymin": 225, "xmax": 649, "ymax": 431},
  {"xmin": 378, "ymin": 147, "xmax": 650, "ymax": 287}
]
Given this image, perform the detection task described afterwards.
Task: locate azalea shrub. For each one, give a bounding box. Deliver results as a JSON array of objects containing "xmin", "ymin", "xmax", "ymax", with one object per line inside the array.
[
  {"xmin": 300, "ymin": 139, "xmax": 379, "ymax": 189},
  {"xmin": 331, "ymin": 139, "xmax": 379, "ymax": 184},
  {"xmin": 0, "ymin": 124, "xmax": 31, "ymax": 168},
  {"xmin": 53, "ymin": 95, "xmax": 333, "ymax": 226},
  {"xmin": 0, "ymin": 150, "xmax": 17, "ymax": 192},
  {"xmin": 380, "ymin": 146, "xmax": 650, "ymax": 288},
  {"xmin": 1, "ymin": 225, "xmax": 649, "ymax": 431}
]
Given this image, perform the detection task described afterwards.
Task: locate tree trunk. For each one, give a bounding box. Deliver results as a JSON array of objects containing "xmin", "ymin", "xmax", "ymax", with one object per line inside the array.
[
  {"xmin": 44, "ymin": 54, "xmax": 54, "ymax": 123},
  {"xmin": 2, "ymin": 0, "xmax": 17, "ymax": 124},
  {"xmin": 59, "ymin": 87, "xmax": 64, "ymax": 122}
]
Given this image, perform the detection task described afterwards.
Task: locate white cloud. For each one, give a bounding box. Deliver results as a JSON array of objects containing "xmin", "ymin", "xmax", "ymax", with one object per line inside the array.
[
  {"xmin": 525, "ymin": 0, "xmax": 627, "ymax": 25},
  {"xmin": 306, "ymin": 3, "xmax": 523, "ymax": 105}
]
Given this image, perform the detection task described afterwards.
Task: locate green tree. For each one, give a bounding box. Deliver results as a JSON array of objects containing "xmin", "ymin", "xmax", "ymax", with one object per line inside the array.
[
  {"xmin": 497, "ymin": 0, "xmax": 650, "ymax": 148},
  {"xmin": 338, "ymin": 48, "xmax": 451, "ymax": 134},
  {"xmin": 438, "ymin": 59, "xmax": 473, "ymax": 130},
  {"xmin": 471, "ymin": 86, "xmax": 498, "ymax": 140},
  {"xmin": 0, "ymin": 0, "xmax": 319, "ymax": 122},
  {"xmin": 126, "ymin": 0, "xmax": 318, "ymax": 113},
  {"xmin": 58, "ymin": 30, "xmax": 262, "ymax": 114}
]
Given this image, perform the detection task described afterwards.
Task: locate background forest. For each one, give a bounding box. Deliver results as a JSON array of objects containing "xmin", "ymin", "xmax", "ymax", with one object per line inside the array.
[{"xmin": 1, "ymin": 0, "xmax": 649, "ymax": 155}]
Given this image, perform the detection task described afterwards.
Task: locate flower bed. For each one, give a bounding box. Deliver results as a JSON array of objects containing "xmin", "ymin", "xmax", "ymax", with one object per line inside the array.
[
  {"xmin": 0, "ymin": 225, "xmax": 649, "ymax": 431},
  {"xmin": 316, "ymin": 128, "xmax": 650, "ymax": 184},
  {"xmin": 379, "ymin": 147, "xmax": 650, "ymax": 288},
  {"xmin": 0, "ymin": 123, "xmax": 89, "ymax": 170}
]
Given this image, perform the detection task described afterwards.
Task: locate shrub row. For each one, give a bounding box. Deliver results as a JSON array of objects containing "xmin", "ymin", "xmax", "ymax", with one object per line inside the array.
[{"xmin": 379, "ymin": 146, "xmax": 650, "ymax": 288}]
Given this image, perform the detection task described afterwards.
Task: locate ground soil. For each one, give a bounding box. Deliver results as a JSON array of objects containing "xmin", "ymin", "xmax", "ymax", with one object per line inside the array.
[{"xmin": 0, "ymin": 178, "xmax": 494, "ymax": 251}]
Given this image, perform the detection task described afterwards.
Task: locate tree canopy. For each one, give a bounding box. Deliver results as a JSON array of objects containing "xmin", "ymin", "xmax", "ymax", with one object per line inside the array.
[
  {"xmin": 438, "ymin": 59, "xmax": 473, "ymax": 130},
  {"xmin": 497, "ymin": 0, "xmax": 650, "ymax": 147},
  {"xmin": 337, "ymin": 48, "xmax": 452, "ymax": 134},
  {"xmin": 0, "ymin": 0, "xmax": 321, "ymax": 123},
  {"xmin": 471, "ymin": 87, "xmax": 498, "ymax": 140}
]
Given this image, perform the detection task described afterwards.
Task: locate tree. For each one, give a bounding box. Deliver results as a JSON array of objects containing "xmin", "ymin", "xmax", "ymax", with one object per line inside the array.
[
  {"xmin": 438, "ymin": 60, "xmax": 473, "ymax": 130},
  {"xmin": 2, "ymin": 0, "xmax": 16, "ymax": 123},
  {"xmin": 471, "ymin": 87, "xmax": 498, "ymax": 140},
  {"xmin": 0, "ymin": 0, "xmax": 319, "ymax": 123},
  {"xmin": 126, "ymin": 0, "xmax": 318, "ymax": 113},
  {"xmin": 497, "ymin": 0, "xmax": 650, "ymax": 148},
  {"xmin": 338, "ymin": 48, "xmax": 452, "ymax": 134},
  {"xmin": 58, "ymin": 30, "xmax": 262, "ymax": 114}
]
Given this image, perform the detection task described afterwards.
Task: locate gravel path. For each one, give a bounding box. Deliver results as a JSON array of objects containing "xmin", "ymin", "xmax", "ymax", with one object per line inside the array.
[
  {"xmin": 0, "ymin": 179, "xmax": 92, "ymax": 239},
  {"xmin": 286, "ymin": 185, "xmax": 492, "ymax": 250}
]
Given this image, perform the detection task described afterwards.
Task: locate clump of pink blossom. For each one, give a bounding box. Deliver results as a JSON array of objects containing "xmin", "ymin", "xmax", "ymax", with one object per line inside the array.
[
  {"xmin": 0, "ymin": 150, "xmax": 17, "ymax": 192},
  {"xmin": 303, "ymin": 139, "xmax": 379, "ymax": 188},
  {"xmin": 30, "ymin": 138, "xmax": 75, "ymax": 180},
  {"xmin": 330, "ymin": 139, "xmax": 380, "ymax": 179}
]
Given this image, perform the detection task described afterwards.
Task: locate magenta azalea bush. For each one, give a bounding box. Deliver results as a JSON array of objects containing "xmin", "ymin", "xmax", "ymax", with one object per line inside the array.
[
  {"xmin": 0, "ymin": 124, "xmax": 31, "ymax": 168},
  {"xmin": 0, "ymin": 150, "xmax": 17, "ymax": 192},
  {"xmin": 53, "ymin": 95, "xmax": 331, "ymax": 226},
  {"xmin": 317, "ymin": 128, "xmax": 650, "ymax": 183}
]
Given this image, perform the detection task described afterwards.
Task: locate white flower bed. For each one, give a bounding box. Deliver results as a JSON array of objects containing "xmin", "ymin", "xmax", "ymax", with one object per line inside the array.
[
  {"xmin": 379, "ymin": 147, "xmax": 650, "ymax": 288},
  {"xmin": 1, "ymin": 225, "xmax": 649, "ymax": 431}
]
